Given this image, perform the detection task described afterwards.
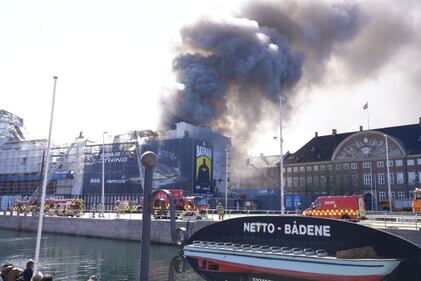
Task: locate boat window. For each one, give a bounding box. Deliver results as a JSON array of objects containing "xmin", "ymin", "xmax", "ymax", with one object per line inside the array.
[
  {"xmin": 416, "ymin": 193, "xmax": 421, "ymax": 200},
  {"xmin": 208, "ymin": 263, "xmax": 219, "ymax": 271}
]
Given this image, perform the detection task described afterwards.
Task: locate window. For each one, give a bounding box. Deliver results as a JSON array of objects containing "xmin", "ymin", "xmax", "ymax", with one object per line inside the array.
[
  {"xmin": 363, "ymin": 162, "xmax": 371, "ymax": 168},
  {"xmin": 396, "ymin": 159, "xmax": 403, "ymax": 167},
  {"xmin": 351, "ymin": 163, "xmax": 358, "ymax": 169},
  {"xmin": 408, "ymin": 172, "xmax": 416, "ymax": 185},
  {"xmin": 363, "ymin": 174, "xmax": 372, "ymax": 186},
  {"xmin": 397, "ymin": 172, "xmax": 404, "ymax": 184},
  {"xmin": 352, "ymin": 174, "xmax": 358, "ymax": 185},
  {"xmin": 313, "ymin": 165, "xmax": 319, "ymax": 171},
  {"xmin": 417, "ymin": 158, "xmax": 421, "ymax": 165},
  {"xmin": 343, "ymin": 163, "xmax": 350, "ymax": 169},
  {"xmin": 419, "ymin": 172, "xmax": 421, "ymax": 184},
  {"xmin": 328, "ymin": 164, "xmax": 333, "ymax": 170},
  {"xmin": 321, "ymin": 176, "xmax": 326, "ymax": 186},
  {"xmin": 313, "ymin": 176, "xmax": 319, "ymax": 186},
  {"xmin": 293, "ymin": 167, "xmax": 298, "ymax": 172},
  {"xmin": 287, "ymin": 167, "xmax": 292, "ymax": 173},
  {"xmin": 377, "ymin": 161, "xmax": 384, "ymax": 168},
  {"xmin": 306, "ymin": 166, "xmax": 312, "ymax": 172},
  {"xmin": 300, "ymin": 177, "xmax": 305, "ymax": 187},
  {"xmin": 282, "ymin": 168, "xmax": 286, "ymax": 173},
  {"xmin": 387, "ymin": 161, "xmax": 393, "ymax": 167},
  {"xmin": 293, "ymin": 177, "xmax": 299, "ymax": 187},
  {"xmin": 408, "ymin": 159, "xmax": 415, "ymax": 166},
  {"xmin": 388, "ymin": 173, "xmax": 394, "ymax": 184},
  {"xmin": 336, "ymin": 175, "xmax": 341, "ymax": 184},
  {"xmin": 378, "ymin": 173, "xmax": 385, "ymax": 185},
  {"xmin": 379, "ymin": 192, "xmax": 386, "ymax": 201},
  {"xmin": 391, "ymin": 192, "xmax": 395, "ymax": 199},
  {"xmin": 335, "ymin": 164, "xmax": 341, "ymax": 170},
  {"xmin": 299, "ymin": 166, "xmax": 305, "ymax": 172},
  {"xmin": 397, "ymin": 192, "xmax": 405, "ymax": 199},
  {"xmin": 287, "ymin": 177, "xmax": 292, "ymax": 187},
  {"xmin": 320, "ymin": 165, "xmax": 326, "ymax": 171},
  {"xmin": 307, "ymin": 177, "xmax": 312, "ymax": 185}
]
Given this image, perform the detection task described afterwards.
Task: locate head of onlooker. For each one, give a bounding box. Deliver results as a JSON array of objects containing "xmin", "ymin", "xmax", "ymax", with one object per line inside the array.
[
  {"xmin": 88, "ymin": 275, "xmax": 98, "ymax": 281},
  {"xmin": 41, "ymin": 273, "xmax": 53, "ymax": 281},
  {"xmin": 26, "ymin": 259, "xmax": 34, "ymax": 269}
]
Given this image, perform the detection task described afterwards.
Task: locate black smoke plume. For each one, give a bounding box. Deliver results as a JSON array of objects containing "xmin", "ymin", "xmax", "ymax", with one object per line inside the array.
[{"xmin": 160, "ymin": 0, "xmax": 416, "ymax": 152}]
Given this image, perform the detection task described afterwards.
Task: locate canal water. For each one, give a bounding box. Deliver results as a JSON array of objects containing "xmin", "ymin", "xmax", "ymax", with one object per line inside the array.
[{"xmin": 0, "ymin": 229, "xmax": 201, "ymax": 281}]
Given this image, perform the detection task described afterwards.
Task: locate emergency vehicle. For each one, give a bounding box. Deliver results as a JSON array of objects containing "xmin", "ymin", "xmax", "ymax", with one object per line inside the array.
[
  {"xmin": 152, "ymin": 189, "xmax": 208, "ymax": 219},
  {"xmin": 46, "ymin": 199, "xmax": 85, "ymax": 217},
  {"xmin": 303, "ymin": 195, "xmax": 366, "ymax": 222},
  {"xmin": 113, "ymin": 200, "xmax": 141, "ymax": 213}
]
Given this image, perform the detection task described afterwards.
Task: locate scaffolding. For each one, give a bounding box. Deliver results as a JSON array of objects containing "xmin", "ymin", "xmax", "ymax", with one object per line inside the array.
[{"xmin": 0, "ymin": 109, "xmax": 25, "ymax": 146}]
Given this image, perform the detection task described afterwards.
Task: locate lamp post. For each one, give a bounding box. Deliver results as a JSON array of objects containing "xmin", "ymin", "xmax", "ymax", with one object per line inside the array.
[
  {"xmin": 369, "ymin": 164, "xmax": 374, "ymax": 211},
  {"xmin": 384, "ymin": 134, "xmax": 392, "ymax": 213},
  {"xmin": 225, "ymin": 147, "xmax": 229, "ymax": 210},
  {"xmin": 279, "ymin": 96, "xmax": 285, "ymax": 215},
  {"xmin": 101, "ymin": 131, "xmax": 108, "ymax": 217}
]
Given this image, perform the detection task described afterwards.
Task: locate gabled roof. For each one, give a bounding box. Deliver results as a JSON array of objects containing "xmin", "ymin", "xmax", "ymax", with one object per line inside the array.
[{"xmin": 285, "ymin": 123, "xmax": 421, "ymax": 165}]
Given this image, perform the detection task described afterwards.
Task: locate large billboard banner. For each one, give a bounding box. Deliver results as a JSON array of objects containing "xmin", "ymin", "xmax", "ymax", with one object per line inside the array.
[{"xmin": 194, "ymin": 141, "xmax": 213, "ymax": 194}]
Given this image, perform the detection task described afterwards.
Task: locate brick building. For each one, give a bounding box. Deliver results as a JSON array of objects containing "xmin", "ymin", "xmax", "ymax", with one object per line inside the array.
[{"xmin": 246, "ymin": 119, "xmax": 421, "ymax": 210}]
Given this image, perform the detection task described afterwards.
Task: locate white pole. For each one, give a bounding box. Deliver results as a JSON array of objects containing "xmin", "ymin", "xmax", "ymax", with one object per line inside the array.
[
  {"xmin": 101, "ymin": 132, "xmax": 107, "ymax": 217},
  {"xmin": 34, "ymin": 76, "xmax": 58, "ymax": 274},
  {"xmin": 370, "ymin": 165, "xmax": 374, "ymax": 211},
  {"xmin": 385, "ymin": 135, "xmax": 392, "ymax": 213},
  {"xmin": 280, "ymin": 96, "xmax": 285, "ymax": 215},
  {"xmin": 225, "ymin": 147, "xmax": 229, "ymax": 209}
]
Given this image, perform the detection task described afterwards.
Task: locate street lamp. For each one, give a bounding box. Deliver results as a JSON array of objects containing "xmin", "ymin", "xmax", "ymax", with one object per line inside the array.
[
  {"xmin": 279, "ymin": 96, "xmax": 285, "ymax": 215},
  {"xmin": 225, "ymin": 147, "xmax": 229, "ymax": 210},
  {"xmin": 384, "ymin": 134, "xmax": 392, "ymax": 213},
  {"xmin": 101, "ymin": 131, "xmax": 108, "ymax": 217}
]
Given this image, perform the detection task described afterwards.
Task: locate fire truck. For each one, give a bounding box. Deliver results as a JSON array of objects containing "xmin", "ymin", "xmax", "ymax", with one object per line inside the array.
[
  {"xmin": 46, "ymin": 199, "xmax": 85, "ymax": 217},
  {"xmin": 303, "ymin": 195, "xmax": 367, "ymax": 222},
  {"xmin": 114, "ymin": 200, "xmax": 142, "ymax": 213},
  {"xmin": 152, "ymin": 189, "xmax": 208, "ymax": 218}
]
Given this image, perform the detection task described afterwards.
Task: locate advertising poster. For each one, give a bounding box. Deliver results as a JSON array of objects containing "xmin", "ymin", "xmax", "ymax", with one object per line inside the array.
[
  {"xmin": 194, "ymin": 140, "xmax": 213, "ymax": 194},
  {"xmin": 82, "ymin": 143, "xmax": 142, "ymax": 195}
]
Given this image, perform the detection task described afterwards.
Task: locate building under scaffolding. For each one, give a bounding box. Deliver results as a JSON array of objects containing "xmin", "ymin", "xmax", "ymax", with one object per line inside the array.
[{"xmin": 0, "ymin": 110, "xmax": 230, "ymax": 210}]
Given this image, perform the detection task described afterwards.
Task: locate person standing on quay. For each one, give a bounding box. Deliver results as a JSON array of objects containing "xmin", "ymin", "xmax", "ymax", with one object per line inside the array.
[
  {"xmin": 21, "ymin": 259, "xmax": 34, "ymax": 281},
  {"xmin": 216, "ymin": 202, "xmax": 224, "ymax": 221},
  {"xmin": 92, "ymin": 204, "xmax": 96, "ymax": 218}
]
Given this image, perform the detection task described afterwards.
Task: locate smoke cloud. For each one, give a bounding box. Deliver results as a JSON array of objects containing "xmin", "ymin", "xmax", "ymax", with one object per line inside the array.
[{"xmin": 160, "ymin": 0, "xmax": 417, "ymax": 152}]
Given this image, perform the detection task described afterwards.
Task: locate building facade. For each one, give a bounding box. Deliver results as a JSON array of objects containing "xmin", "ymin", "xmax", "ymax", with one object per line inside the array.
[
  {"xmin": 245, "ymin": 120, "xmax": 421, "ymax": 210},
  {"xmin": 0, "ymin": 110, "xmax": 230, "ymax": 210}
]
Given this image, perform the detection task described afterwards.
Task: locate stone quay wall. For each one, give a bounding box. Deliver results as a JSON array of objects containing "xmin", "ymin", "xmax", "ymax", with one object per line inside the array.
[{"xmin": 0, "ymin": 214, "xmax": 420, "ymax": 247}]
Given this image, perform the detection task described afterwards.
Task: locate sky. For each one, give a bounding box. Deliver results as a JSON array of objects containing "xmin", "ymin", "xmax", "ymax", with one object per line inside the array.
[{"xmin": 1, "ymin": 0, "xmax": 420, "ymax": 156}]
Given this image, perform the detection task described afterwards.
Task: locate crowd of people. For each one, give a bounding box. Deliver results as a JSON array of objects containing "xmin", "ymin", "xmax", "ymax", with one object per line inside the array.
[{"xmin": 0, "ymin": 260, "xmax": 98, "ymax": 281}]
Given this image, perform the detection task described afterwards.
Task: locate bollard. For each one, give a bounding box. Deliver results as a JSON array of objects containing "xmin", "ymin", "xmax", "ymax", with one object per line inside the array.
[{"xmin": 139, "ymin": 151, "xmax": 157, "ymax": 281}]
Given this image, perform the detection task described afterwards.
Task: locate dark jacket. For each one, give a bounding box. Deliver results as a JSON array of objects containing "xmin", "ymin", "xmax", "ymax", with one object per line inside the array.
[{"xmin": 21, "ymin": 267, "xmax": 33, "ymax": 281}]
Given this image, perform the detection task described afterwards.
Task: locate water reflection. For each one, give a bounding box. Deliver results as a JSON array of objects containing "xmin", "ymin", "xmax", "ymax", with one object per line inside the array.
[{"xmin": 0, "ymin": 229, "xmax": 201, "ymax": 281}]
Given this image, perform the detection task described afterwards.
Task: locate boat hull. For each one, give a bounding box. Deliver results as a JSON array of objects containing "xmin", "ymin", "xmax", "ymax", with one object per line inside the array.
[{"xmin": 184, "ymin": 246, "xmax": 400, "ymax": 281}]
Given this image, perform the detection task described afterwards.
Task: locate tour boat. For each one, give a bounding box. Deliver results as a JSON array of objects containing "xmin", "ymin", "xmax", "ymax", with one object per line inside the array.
[{"xmin": 184, "ymin": 240, "xmax": 400, "ymax": 281}]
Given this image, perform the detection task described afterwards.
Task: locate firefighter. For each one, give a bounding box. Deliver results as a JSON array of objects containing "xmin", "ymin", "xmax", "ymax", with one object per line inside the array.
[{"xmin": 216, "ymin": 202, "xmax": 224, "ymax": 221}]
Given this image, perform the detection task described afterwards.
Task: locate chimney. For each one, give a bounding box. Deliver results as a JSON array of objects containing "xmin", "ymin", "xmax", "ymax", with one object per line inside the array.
[
  {"xmin": 359, "ymin": 125, "xmax": 363, "ymax": 131},
  {"xmin": 419, "ymin": 117, "xmax": 421, "ymax": 126},
  {"xmin": 332, "ymin": 129, "xmax": 337, "ymax": 137},
  {"xmin": 315, "ymin": 132, "xmax": 318, "ymax": 138}
]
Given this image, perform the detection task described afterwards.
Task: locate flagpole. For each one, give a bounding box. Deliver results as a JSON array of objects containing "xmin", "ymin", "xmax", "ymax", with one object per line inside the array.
[
  {"xmin": 367, "ymin": 102, "xmax": 370, "ymax": 130},
  {"xmin": 34, "ymin": 76, "xmax": 58, "ymax": 274}
]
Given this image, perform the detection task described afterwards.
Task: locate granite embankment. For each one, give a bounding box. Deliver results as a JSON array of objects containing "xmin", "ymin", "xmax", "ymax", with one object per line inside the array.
[{"xmin": 0, "ymin": 214, "xmax": 420, "ymax": 247}]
